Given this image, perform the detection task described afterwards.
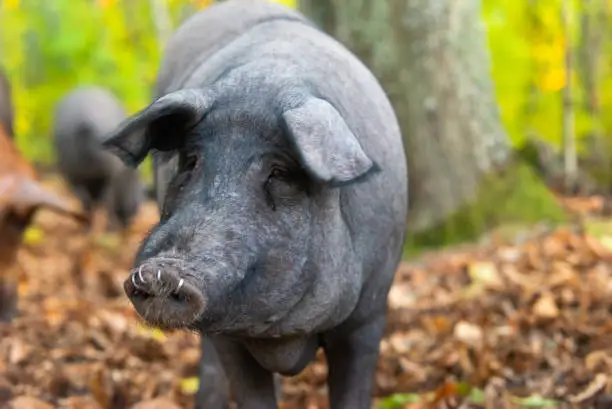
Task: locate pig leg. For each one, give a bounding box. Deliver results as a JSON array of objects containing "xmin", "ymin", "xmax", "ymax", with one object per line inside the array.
[
  {"xmin": 195, "ymin": 336, "xmax": 230, "ymax": 409},
  {"xmin": 0, "ymin": 264, "xmax": 20, "ymax": 322},
  {"xmin": 72, "ymin": 185, "xmax": 94, "ymax": 231},
  {"xmin": 323, "ymin": 315, "xmax": 386, "ymax": 409},
  {"xmin": 210, "ymin": 336, "xmax": 278, "ymax": 409}
]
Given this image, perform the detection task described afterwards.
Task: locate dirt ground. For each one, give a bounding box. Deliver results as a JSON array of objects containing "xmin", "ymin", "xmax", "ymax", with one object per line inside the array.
[{"xmin": 2, "ymin": 176, "xmax": 612, "ymax": 409}]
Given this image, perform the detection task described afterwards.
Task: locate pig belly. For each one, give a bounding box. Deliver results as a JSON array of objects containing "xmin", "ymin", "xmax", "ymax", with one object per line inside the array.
[{"xmin": 243, "ymin": 335, "xmax": 319, "ymax": 376}]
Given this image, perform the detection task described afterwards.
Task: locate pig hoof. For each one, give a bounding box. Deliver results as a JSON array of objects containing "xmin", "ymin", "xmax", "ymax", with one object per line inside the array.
[{"xmin": 124, "ymin": 263, "xmax": 206, "ymax": 329}]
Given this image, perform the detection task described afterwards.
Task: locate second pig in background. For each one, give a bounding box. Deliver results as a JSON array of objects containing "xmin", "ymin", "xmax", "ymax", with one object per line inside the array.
[
  {"xmin": 52, "ymin": 86, "xmax": 145, "ymax": 235},
  {"xmin": 0, "ymin": 67, "xmax": 15, "ymax": 139}
]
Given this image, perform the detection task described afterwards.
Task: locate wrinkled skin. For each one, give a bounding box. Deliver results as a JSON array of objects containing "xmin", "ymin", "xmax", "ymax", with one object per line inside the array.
[
  {"xmin": 0, "ymin": 67, "xmax": 14, "ymax": 139},
  {"xmin": 103, "ymin": 1, "xmax": 408, "ymax": 409},
  {"xmin": 53, "ymin": 86, "xmax": 145, "ymax": 231}
]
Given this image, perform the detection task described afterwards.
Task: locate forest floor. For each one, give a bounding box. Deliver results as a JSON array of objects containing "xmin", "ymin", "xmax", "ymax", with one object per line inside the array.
[{"xmin": 2, "ymin": 174, "xmax": 612, "ymax": 409}]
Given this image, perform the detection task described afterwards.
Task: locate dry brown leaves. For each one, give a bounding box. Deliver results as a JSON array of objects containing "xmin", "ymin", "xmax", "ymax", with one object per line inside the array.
[{"xmin": 2, "ymin": 181, "xmax": 612, "ymax": 409}]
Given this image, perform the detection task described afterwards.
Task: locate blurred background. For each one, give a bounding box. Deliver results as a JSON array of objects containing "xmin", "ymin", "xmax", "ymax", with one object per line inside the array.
[
  {"xmin": 3, "ymin": 0, "xmax": 612, "ymax": 408},
  {"xmin": 2, "ymin": 0, "xmax": 612, "ymax": 248}
]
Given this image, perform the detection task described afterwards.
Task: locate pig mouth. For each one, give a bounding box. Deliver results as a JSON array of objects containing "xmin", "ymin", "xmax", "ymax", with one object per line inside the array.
[{"xmin": 123, "ymin": 258, "xmax": 207, "ymax": 330}]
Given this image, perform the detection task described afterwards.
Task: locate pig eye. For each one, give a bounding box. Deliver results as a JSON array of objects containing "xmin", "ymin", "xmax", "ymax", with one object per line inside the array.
[
  {"xmin": 180, "ymin": 152, "xmax": 199, "ymax": 172},
  {"xmin": 269, "ymin": 166, "xmax": 285, "ymax": 180},
  {"xmin": 171, "ymin": 152, "xmax": 200, "ymax": 192},
  {"xmin": 264, "ymin": 165, "xmax": 305, "ymax": 210},
  {"xmin": 184, "ymin": 156, "xmax": 197, "ymax": 172},
  {"xmin": 267, "ymin": 165, "xmax": 291, "ymax": 183}
]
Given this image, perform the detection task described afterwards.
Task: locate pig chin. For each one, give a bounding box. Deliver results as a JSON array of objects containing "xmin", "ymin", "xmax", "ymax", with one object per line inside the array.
[{"xmin": 123, "ymin": 256, "xmax": 207, "ymax": 330}]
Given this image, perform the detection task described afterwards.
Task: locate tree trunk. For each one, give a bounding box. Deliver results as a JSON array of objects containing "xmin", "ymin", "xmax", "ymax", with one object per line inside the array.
[
  {"xmin": 578, "ymin": 0, "xmax": 611, "ymax": 191},
  {"xmin": 578, "ymin": 0, "xmax": 605, "ymax": 141},
  {"xmin": 299, "ymin": 0, "xmax": 565, "ymax": 249},
  {"xmin": 149, "ymin": 0, "xmax": 173, "ymax": 51},
  {"xmin": 561, "ymin": 0, "xmax": 577, "ymax": 194}
]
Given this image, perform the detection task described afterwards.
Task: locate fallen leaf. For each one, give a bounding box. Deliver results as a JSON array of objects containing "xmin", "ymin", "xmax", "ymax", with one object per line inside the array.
[
  {"xmin": 598, "ymin": 236, "xmax": 612, "ymax": 252},
  {"xmin": 9, "ymin": 396, "xmax": 55, "ymax": 409},
  {"xmin": 532, "ymin": 293, "xmax": 559, "ymax": 320},
  {"xmin": 454, "ymin": 321, "xmax": 484, "ymax": 349},
  {"xmin": 130, "ymin": 397, "xmax": 182, "ymax": 409},
  {"xmin": 180, "ymin": 377, "xmax": 199, "ymax": 395},
  {"xmin": 7, "ymin": 338, "xmax": 32, "ymax": 364},
  {"xmin": 568, "ymin": 373, "xmax": 607, "ymax": 404},
  {"xmin": 23, "ymin": 226, "xmax": 45, "ymax": 246},
  {"xmin": 61, "ymin": 396, "xmax": 104, "ymax": 409},
  {"xmin": 468, "ymin": 261, "xmax": 503, "ymax": 288}
]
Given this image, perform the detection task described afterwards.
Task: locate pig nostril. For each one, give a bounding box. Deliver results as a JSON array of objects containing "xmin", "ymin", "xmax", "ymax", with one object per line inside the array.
[
  {"xmin": 131, "ymin": 288, "xmax": 153, "ymax": 299},
  {"xmin": 124, "ymin": 261, "xmax": 206, "ymax": 330},
  {"xmin": 171, "ymin": 292, "xmax": 187, "ymax": 303}
]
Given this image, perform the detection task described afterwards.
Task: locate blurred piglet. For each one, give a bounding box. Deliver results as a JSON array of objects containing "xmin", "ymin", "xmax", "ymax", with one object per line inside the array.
[
  {"xmin": 0, "ymin": 123, "xmax": 86, "ymax": 322},
  {"xmin": 52, "ymin": 87, "xmax": 145, "ymax": 237},
  {"xmin": 103, "ymin": 1, "xmax": 408, "ymax": 408},
  {"xmin": 0, "ymin": 67, "xmax": 14, "ymax": 139}
]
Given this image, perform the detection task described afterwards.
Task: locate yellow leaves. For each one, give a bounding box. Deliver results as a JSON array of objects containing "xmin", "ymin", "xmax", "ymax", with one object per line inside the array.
[
  {"xmin": 266, "ymin": 0, "xmax": 297, "ymax": 8},
  {"xmin": 23, "ymin": 226, "xmax": 44, "ymax": 246},
  {"xmin": 531, "ymin": 40, "xmax": 564, "ymax": 65},
  {"xmin": 539, "ymin": 68, "xmax": 566, "ymax": 92},
  {"xmin": 193, "ymin": 0, "xmax": 215, "ymax": 9},
  {"xmin": 179, "ymin": 376, "xmax": 200, "ymax": 394},
  {"xmin": 94, "ymin": 233, "xmax": 120, "ymax": 251},
  {"xmin": 532, "ymin": 38, "xmax": 567, "ymax": 92},
  {"xmin": 135, "ymin": 323, "xmax": 167, "ymax": 341},
  {"xmin": 3, "ymin": 0, "xmax": 19, "ymax": 11},
  {"xmin": 96, "ymin": 0, "xmax": 118, "ymax": 10}
]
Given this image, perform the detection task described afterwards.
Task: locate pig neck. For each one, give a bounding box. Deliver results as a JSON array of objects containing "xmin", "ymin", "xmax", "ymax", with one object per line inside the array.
[{"xmin": 242, "ymin": 335, "xmax": 319, "ymax": 376}]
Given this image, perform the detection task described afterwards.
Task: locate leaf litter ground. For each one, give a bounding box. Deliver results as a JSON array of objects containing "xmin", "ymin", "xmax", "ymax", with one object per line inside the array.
[{"xmin": 2, "ymin": 177, "xmax": 612, "ymax": 409}]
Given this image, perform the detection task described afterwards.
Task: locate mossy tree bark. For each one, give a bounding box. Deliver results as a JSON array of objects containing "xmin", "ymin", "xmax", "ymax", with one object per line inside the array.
[{"xmin": 299, "ymin": 0, "xmax": 566, "ymax": 250}]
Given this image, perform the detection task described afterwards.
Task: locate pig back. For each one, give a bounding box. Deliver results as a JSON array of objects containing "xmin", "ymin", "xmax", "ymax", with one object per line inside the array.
[
  {"xmin": 0, "ymin": 67, "xmax": 14, "ymax": 139},
  {"xmin": 53, "ymin": 87, "xmax": 127, "ymax": 181},
  {"xmin": 156, "ymin": 0, "xmax": 312, "ymax": 95},
  {"xmin": 155, "ymin": 0, "xmax": 408, "ymax": 230}
]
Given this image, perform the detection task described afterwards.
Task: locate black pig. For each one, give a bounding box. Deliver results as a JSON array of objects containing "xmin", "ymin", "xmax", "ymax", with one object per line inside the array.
[
  {"xmin": 103, "ymin": 1, "xmax": 409, "ymax": 408},
  {"xmin": 0, "ymin": 67, "xmax": 14, "ymax": 138},
  {"xmin": 53, "ymin": 86, "xmax": 144, "ymax": 232}
]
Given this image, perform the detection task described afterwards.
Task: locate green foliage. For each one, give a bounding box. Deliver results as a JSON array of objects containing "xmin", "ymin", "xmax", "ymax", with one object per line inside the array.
[
  {"xmin": 0, "ymin": 0, "xmax": 203, "ymax": 183},
  {"xmin": 482, "ymin": 0, "xmax": 605, "ymax": 150},
  {"xmin": 4, "ymin": 0, "xmax": 610, "ymax": 185},
  {"xmin": 0, "ymin": 0, "xmax": 298, "ymax": 180},
  {"xmin": 379, "ymin": 388, "xmax": 558, "ymax": 408}
]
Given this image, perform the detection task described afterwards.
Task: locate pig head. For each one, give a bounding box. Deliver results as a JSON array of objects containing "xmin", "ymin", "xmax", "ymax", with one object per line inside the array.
[
  {"xmin": 0, "ymin": 124, "xmax": 86, "ymax": 321},
  {"xmin": 103, "ymin": 79, "xmax": 378, "ymax": 339}
]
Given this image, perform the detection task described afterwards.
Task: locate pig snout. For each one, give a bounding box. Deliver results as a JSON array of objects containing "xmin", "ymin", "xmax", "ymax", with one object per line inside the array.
[{"xmin": 124, "ymin": 259, "xmax": 206, "ymax": 329}]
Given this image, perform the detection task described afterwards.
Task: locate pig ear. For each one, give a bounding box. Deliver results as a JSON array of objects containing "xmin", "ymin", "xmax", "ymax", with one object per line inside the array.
[
  {"xmin": 282, "ymin": 98, "xmax": 376, "ymax": 185},
  {"xmin": 0, "ymin": 176, "xmax": 87, "ymax": 222},
  {"xmin": 102, "ymin": 89, "xmax": 214, "ymax": 168}
]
